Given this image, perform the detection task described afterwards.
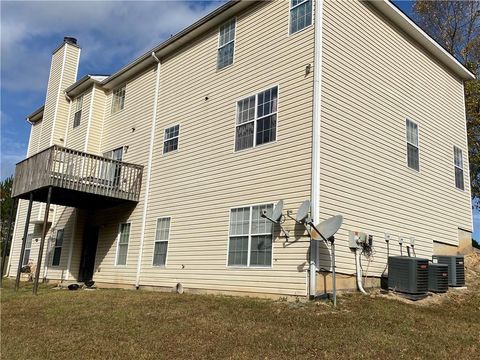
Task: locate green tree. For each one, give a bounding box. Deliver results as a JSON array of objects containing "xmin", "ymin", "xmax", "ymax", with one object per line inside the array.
[
  {"xmin": 1, "ymin": 176, "xmax": 17, "ymax": 257},
  {"xmin": 412, "ymin": 1, "xmax": 480, "ymax": 206}
]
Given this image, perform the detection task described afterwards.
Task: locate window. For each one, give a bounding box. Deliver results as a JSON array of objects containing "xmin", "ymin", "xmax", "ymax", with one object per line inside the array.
[
  {"xmin": 22, "ymin": 234, "xmax": 33, "ymax": 266},
  {"xmin": 235, "ymin": 86, "xmax": 278, "ymax": 151},
  {"xmin": 73, "ymin": 95, "xmax": 83, "ymax": 128},
  {"xmin": 228, "ymin": 204, "xmax": 273, "ymax": 267},
  {"xmin": 116, "ymin": 223, "xmax": 131, "ymax": 266},
  {"xmin": 454, "ymin": 146, "xmax": 464, "ymax": 190},
  {"xmin": 406, "ymin": 119, "xmax": 419, "ymax": 171},
  {"xmin": 217, "ymin": 18, "xmax": 236, "ymax": 69},
  {"xmin": 111, "ymin": 85, "xmax": 126, "ymax": 114},
  {"xmin": 153, "ymin": 217, "xmax": 171, "ymax": 266},
  {"xmin": 290, "ymin": 0, "xmax": 312, "ymax": 34},
  {"xmin": 163, "ymin": 124, "xmax": 180, "ymax": 154},
  {"xmin": 52, "ymin": 229, "xmax": 64, "ymax": 266},
  {"xmin": 103, "ymin": 147, "xmax": 123, "ymax": 186}
]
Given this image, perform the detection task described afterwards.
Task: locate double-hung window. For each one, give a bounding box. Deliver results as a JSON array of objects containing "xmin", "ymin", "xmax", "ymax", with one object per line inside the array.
[
  {"xmin": 454, "ymin": 146, "xmax": 464, "ymax": 190},
  {"xmin": 217, "ymin": 18, "xmax": 236, "ymax": 69},
  {"xmin": 406, "ymin": 119, "xmax": 419, "ymax": 171},
  {"xmin": 73, "ymin": 95, "xmax": 83, "ymax": 128},
  {"xmin": 22, "ymin": 234, "xmax": 33, "ymax": 266},
  {"xmin": 290, "ymin": 0, "xmax": 312, "ymax": 34},
  {"xmin": 228, "ymin": 204, "xmax": 273, "ymax": 267},
  {"xmin": 235, "ymin": 86, "xmax": 278, "ymax": 151},
  {"xmin": 116, "ymin": 223, "xmax": 131, "ymax": 266},
  {"xmin": 153, "ymin": 217, "xmax": 171, "ymax": 267},
  {"xmin": 163, "ymin": 125, "xmax": 180, "ymax": 154},
  {"xmin": 111, "ymin": 85, "xmax": 126, "ymax": 114},
  {"xmin": 52, "ymin": 229, "xmax": 64, "ymax": 266}
]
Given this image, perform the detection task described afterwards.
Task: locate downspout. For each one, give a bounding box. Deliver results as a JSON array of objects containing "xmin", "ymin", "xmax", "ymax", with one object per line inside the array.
[
  {"xmin": 135, "ymin": 53, "xmax": 161, "ymax": 288},
  {"xmin": 309, "ymin": 0, "xmax": 323, "ymax": 299},
  {"xmin": 355, "ymin": 249, "xmax": 367, "ymax": 294}
]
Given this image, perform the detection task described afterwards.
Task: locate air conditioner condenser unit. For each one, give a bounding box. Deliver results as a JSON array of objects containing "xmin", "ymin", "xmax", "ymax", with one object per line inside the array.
[
  {"xmin": 432, "ymin": 255, "xmax": 465, "ymax": 287},
  {"xmin": 428, "ymin": 263, "xmax": 449, "ymax": 293},
  {"xmin": 388, "ymin": 256, "xmax": 428, "ymax": 295}
]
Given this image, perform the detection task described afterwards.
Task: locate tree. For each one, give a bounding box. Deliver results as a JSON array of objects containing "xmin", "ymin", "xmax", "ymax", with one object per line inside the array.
[
  {"xmin": 1, "ymin": 176, "xmax": 17, "ymax": 257},
  {"xmin": 412, "ymin": 1, "xmax": 480, "ymax": 206}
]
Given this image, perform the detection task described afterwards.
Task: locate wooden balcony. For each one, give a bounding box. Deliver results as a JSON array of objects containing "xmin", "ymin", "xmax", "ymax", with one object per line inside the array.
[{"xmin": 12, "ymin": 145, "xmax": 144, "ymax": 208}]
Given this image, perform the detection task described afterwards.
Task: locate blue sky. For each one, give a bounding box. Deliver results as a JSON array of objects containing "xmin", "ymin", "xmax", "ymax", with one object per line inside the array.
[{"xmin": 0, "ymin": 0, "xmax": 478, "ymax": 240}]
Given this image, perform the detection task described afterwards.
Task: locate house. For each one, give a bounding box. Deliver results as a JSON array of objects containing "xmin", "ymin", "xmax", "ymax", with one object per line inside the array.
[{"xmin": 4, "ymin": 0, "xmax": 474, "ymax": 298}]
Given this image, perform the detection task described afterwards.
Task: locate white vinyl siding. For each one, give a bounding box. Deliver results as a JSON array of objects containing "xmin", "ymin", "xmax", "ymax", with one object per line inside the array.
[
  {"xmin": 454, "ymin": 146, "xmax": 464, "ymax": 190},
  {"xmin": 217, "ymin": 18, "xmax": 236, "ymax": 69},
  {"xmin": 51, "ymin": 229, "xmax": 64, "ymax": 266},
  {"xmin": 22, "ymin": 234, "xmax": 33, "ymax": 266},
  {"xmin": 228, "ymin": 204, "xmax": 273, "ymax": 267},
  {"xmin": 73, "ymin": 95, "xmax": 83, "ymax": 128},
  {"xmin": 115, "ymin": 223, "xmax": 131, "ymax": 266},
  {"xmin": 290, "ymin": 0, "xmax": 312, "ymax": 34},
  {"xmin": 235, "ymin": 86, "xmax": 278, "ymax": 151},
  {"xmin": 406, "ymin": 118, "xmax": 419, "ymax": 171},
  {"xmin": 153, "ymin": 217, "xmax": 170, "ymax": 266},
  {"xmin": 163, "ymin": 125, "xmax": 180, "ymax": 154},
  {"xmin": 111, "ymin": 85, "xmax": 126, "ymax": 114}
]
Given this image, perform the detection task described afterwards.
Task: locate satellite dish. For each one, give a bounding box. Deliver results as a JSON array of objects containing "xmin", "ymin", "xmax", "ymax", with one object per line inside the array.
[
  {"xmin": 296, "ymin": 200, "xmax": 311, "ymax": 223},
  {"xmin": 310, "ymin": 215, "xmax": 343, "ymax": 241},
  {"xmin": 271, "ymin": 200, "xmax": 284, "ymax": 223}
]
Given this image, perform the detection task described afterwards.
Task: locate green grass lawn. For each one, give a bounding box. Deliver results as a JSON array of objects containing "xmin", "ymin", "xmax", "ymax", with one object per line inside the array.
[{"xmin": 2, "ymin": 266, "xmax": 480, "ymax": 360}]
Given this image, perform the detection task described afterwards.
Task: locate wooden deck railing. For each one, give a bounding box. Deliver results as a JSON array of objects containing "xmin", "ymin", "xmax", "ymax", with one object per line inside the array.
[{"xmin": 12, "ymin": 145, "xmax": 143, "ymax": 202}]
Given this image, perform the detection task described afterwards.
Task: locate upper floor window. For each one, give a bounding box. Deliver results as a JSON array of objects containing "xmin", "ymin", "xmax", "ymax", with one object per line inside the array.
[
  {"xmin": 111, "ymin": 85, "xmax": 126, "ymax": 114},
  {"xmin": 217, "ymin": 18, "xmax": 236, "ymax": 69},
  {"xmin": 406, "ymin": 118, "xmax": 419, "ymax": 171},
  {"xmin": 454, "ymin": 146, "xmax": 464, "ymax": 190},
  {"xmin": 52, "ymin": 229, "xmax": 64, "ymax": 266},
  {"xmin": 290, "ymin": 0, "xmax": 312, "ymax": 34},
  {"xmin": 235, "ymin": 86, "xmax": 278, "ymax": 151},
  {"xmin": 116, "ymin": 223, "xmax": 131, "ymax": 266},
  {"xmin": 73, "ymin": 95, "xmax": 83, "ymax": 128},
  {"xmin": 163, "ymin": 124, "xmax": 180, "ymax": 154},
  {"xmin": 153, "ymin": 217, "xmax": 171, "ymax": 267},
  {"xmin": 228, "ymin": 204, "xmax": 274, "ymax": 267}
]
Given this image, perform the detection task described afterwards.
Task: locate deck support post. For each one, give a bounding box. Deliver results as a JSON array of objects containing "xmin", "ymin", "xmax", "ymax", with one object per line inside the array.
[
  {"xmin": 33, "ymin": 186, "xmax": 52, "ymax": 295},
  {"xmin": 15, "ymin": 193, "xmax": 34, "ymax": 291},
  {"xmin": 1, "ymin": 198, "xmax": 18, "ymax": 287}
]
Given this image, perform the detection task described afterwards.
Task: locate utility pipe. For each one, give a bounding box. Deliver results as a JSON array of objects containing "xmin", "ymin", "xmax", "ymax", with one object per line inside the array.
[{"xmin": 355, "ymin": 248, "xmax": 367, "ymax": 295}]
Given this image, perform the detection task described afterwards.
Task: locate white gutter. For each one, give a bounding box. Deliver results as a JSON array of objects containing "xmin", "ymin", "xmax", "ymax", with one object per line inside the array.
[
  {"xmin": 309, "ymin": 0, "xmax": 323, "ymax": 299},
  {"xmin": 135, "ymin": 53, "xmax": 161, "ymax": 288}
]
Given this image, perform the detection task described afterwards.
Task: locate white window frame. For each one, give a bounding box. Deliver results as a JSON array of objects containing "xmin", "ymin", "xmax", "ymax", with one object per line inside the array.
[
  {"xmin": 115, "ymin": 222, "xmax": 131, "ymax": 266},
  {"xmin": 226, "ymin": 203, "xmax": 274, "ymax": 269},
  {"xmin": 234, "ymin": 85, "xmax": 279, "ymax": 152},
  {"xmin": 152, "ymin": 217, "xmax": 171, "ymax": 267},
  {"xmin": 51, "ymin": 229, "xmax": 64, "ymax": 267},
  {"xmin": 73, "ymin": 95, "xmax": 83, "ymax": 128},
  {"xmin": 289, "ymin": 0, "xmax": 313, "ymax": 35},
  {"xmin": 217, "ymin": 17, "xmax": 236, "ymax": 70},
  {"xmin": 162, "ymin": 124, "xmax": 180, "ymax": 155},
  {"xmin": 453, "ymin": 145, "xmax": 465, "ymax": 191},
  {"xmin": 111, "ymin": 84, "xmax": 126, "ymax": 114},
  {"xmin": 22, "ymin": 234, "xmax": 33, "ymax": 266},
  {"xmin": 405, "ymin": 118, "xmax": 420, "ymax": 172}
]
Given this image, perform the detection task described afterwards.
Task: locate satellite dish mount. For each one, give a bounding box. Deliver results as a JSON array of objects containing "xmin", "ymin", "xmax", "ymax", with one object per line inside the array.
[{"xmin": 261, "ymin": 200, "xmax": 289, "ymax": 241}]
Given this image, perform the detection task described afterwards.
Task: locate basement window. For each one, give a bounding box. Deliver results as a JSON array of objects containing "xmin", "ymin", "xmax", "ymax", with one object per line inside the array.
[
  {"xmin": 290, "ymin": 0, "xmax": 312, "ymax": 35},
  {"xmin": 235, "ymin": 86, "xmax": 278, "ymax": 151},
  {"xmin": 22, "ymin": 234, "xmax": 33, "ymax": 266},
  {"xmin": 454, "ymin": 146, "xmax": 464, "ymax": 190},
  {"xmin": 163, "ymin": 124, "xmax": 180, "ymax": 154},
  {"xmin": 111, "ymin": 85, "xmax": 126, "ymax": 114},
  {"xmin": 228, "ymin": 204, "xmax": 273, "ymax": 267},
  {"xmin": 406, "ymin": 118, "xmax": 420, "ymax": 171},
  {"xmin": 217, "ymin": 18, "xmax": 236, "ymax": 69},
  {"xmin": 73, "ymin": 95, "xmax": 83, "ymax": 128},
  {"xmin": 153, "ymin": 217, "xmax": 170, "ymax": 267},
  {"xmin": 52, "ymin": 229, "xmax": 64, "ymax": 266},
  {"xmin": 116, "ymin": 223, "xmax": 131, "ymax": 266}
]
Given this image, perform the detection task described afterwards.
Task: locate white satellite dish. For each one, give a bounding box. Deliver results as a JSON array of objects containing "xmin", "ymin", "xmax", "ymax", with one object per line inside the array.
[
  {"xmin": 261, "ymin": 200, "xmax": 289, "ymax": 240},
  {"xmin": 310, "ymin": 215, "xmax": 344, "ymax": 241},
  {"xmin": 296, "ymin": 200, "xmax": 311, "ymax": 223}
]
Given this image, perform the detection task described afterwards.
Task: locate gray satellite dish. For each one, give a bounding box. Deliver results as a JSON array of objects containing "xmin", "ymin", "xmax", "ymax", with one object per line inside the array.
[
  {"xmin": 296, "ymin": 200, "xmax": 311, "ymax": 223},
  {"xmin": 261, "ymin": 200, "xmax": 289, "ymax": 240},
  {"xmin": 310, "ymin": 215, "xmax": 344, "ymax": 241}
]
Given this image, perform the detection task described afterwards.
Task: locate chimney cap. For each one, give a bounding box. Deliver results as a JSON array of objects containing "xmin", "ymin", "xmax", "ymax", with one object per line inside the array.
[{"xmin": 64, "ymin": 37, "xmax": 77, "ymax": 45}]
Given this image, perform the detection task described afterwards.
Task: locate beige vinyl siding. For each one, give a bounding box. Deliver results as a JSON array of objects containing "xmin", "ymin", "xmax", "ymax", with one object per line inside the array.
[
  {"xmin": 86, "ymin": 86, "xmax": 107, "ymax": 154},
  {"xmin": 65, "ymin": 88, "xmax": 92, "ymax": 151},
  {"xmin": 67, "ymin": 209, "xmax": 85, "ymax": 280},
  {"xmin": 27, "ymin": 121, "xmax": 42, "ymax": 157},
  {"xmin": 138, "ymin": 0, "xmax": 314, "ymax": 296},
  {"xmin": 320, "ymin": 0, "xmax": 472, "ymax": 277}
]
